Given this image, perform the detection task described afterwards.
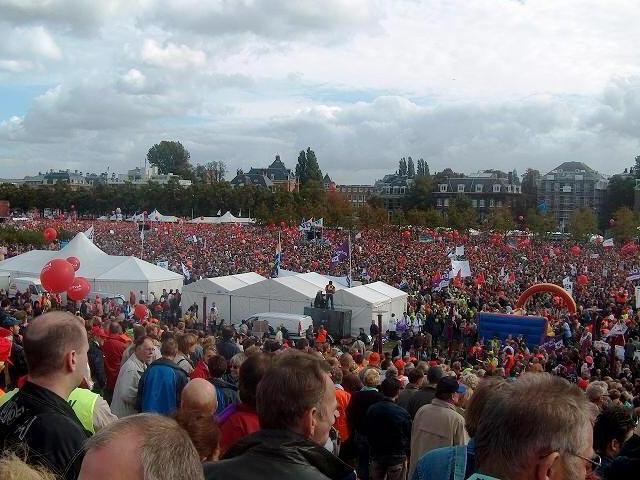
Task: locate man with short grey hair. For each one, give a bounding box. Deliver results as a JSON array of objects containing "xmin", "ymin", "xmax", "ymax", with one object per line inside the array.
[
  {"xmin": 471, "ymin": 373, "xmax": 597, "ymax": 480},
  {"xmin": 78, "ymin": 413, "xmax": 203, "ymax": 480}
]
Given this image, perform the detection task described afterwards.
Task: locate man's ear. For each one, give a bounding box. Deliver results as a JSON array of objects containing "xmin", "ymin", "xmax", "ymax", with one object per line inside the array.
[
  {"xmin": 66, "ymin": 349, "xmax": 78, "ymax": 373},
  {"xmin": 300, "ymin": 407, "xmax": 318, "ymax": 440},
  {"xmin": 535, "ymin": 451, "xmax": 561, "ymax": 480}
]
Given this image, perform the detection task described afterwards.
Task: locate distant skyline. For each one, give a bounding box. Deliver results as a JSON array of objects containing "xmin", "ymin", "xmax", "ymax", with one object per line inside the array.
[{"xmin": 2, "ymin": 0, "xmax": 640, "ymax": 184}]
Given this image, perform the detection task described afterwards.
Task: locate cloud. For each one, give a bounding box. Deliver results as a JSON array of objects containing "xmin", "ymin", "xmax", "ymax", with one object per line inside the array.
[
  {"xmin": 0, "ymin": 25, "xmax": 62, "ymax": 72},
  {"xmin": 140, "ymin": 39, "xmax": 207, "ymax": 70}
]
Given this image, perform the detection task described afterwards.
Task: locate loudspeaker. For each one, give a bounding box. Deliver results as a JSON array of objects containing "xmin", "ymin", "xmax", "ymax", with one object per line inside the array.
[{"xmin": 304, "ymin": 307, "xmax": 352, "ymax": 340}]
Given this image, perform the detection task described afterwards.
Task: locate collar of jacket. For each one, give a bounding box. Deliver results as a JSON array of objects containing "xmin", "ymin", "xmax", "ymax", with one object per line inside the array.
[
  {"xmin": 20, "ymin": 381, "xmax": 83, "ymax": 426},
  {"xmin": 223, "ymin": 429, "xmax": 356, "ymax": 480},
  {"xmin": 430, "ymin": 397, "xmax": 457, "ymax": 410}
]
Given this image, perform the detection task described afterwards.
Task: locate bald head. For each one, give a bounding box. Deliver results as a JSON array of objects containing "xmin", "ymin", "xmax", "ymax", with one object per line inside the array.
[
  {"xmin": 180, "ymin": 379, "xmax": 217, "ymax": 415},
  {"xmin": 24, "ymin": 312, "xmax": 87, "ymax": 377}
]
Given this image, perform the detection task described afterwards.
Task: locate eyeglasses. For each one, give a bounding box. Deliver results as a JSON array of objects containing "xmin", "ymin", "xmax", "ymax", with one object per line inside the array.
[{"xmin": 571, "ymin": 453, "xmax": 601, "ymax": 470}]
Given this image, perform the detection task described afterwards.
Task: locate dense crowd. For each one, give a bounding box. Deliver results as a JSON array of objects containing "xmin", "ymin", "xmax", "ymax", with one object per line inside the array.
[{"xmin": 0, "ymin": 219, "xmax": 639, "ymax": 480}]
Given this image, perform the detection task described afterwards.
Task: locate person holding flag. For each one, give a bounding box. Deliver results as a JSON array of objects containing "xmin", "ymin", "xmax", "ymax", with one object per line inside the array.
[{"xmin": 272, "ymin": 234, "xmax": 282, "ymax": 278}]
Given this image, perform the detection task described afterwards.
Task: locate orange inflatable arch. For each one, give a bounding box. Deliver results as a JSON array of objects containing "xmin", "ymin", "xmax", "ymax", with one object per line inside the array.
[{"xmin": 514, "ymin": 283, "xmax": 576, "ymax": 314}]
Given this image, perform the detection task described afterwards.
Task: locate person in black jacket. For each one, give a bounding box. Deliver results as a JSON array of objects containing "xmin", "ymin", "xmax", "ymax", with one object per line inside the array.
[
  {"xmin": 1, "ymin": 315, "xmax": 28, "ymax": 389},
  {"xmin": 346, "ymin": 368, "xmax": 384, "ymax": 480},
  {"xmin": 203, "ymin": 351, "xmax": 355, "ymax": 480},
  {"xmin": 207, "ymin": 354, "xmax": 238, "ymax": 415},
  {"xmin": 406, "ymin": 365, "xmax": 443, "ymax": 419},
  {"xmin": 216, "ymin": 327, "xmax": 240, "ymax": 361},
  {"xmin": 365, "ymin": 378, "xmax": 412, "ymax": 480},
  {"xmin": 0, "ymin": 312, "xmax": 89, "ymax": 480}
]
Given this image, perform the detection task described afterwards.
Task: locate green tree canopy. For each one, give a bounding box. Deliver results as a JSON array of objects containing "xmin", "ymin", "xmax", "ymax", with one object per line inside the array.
[
  {"xmin": 447, "ymin": 196, "xmax": 476, "ymax": 230},
  {"xmin": 295, "ymin": 147, "xmax": 323, "ymax": 185},
  {"xmin": 568, "ymin": 207, "xmax": 598, "ymax": 242},
  {"xmin": 407, "ymin": 157, "xmax": 415, "ymax": 178},
  {"xmin": 611, "ymin": 206, "xmax": 639, "ymax": 242},
  {"xmin": 146, "ymin": 141, "xmax": 192, "ymax": 178},
  {"xmin": 398, "ymin": 158, "xmax": 408, "ymax": 176}
]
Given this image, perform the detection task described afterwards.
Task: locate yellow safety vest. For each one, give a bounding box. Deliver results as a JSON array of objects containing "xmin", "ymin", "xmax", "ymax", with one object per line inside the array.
[{"xmin": 0, "ymin": 387, "xmax": 97, "ymax": 434}]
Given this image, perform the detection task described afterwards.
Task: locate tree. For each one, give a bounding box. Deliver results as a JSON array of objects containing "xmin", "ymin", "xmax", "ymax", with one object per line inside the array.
[
  {"xmin": 403, "ymin": 175, "xmax": 433, "ymax": 210},
  {"xmin": 407, "ymin": 157, "xmax": 415, "ymax": 178},
  {"xmin": 611, "ymin": 207, "xmax": 638, "ymax": 242},
  {"xmin": 423, "ymin": 158, "xmax": 430, "ymax": 177},
  {"xmin": 398, "ymin": 158, "xmax": 407, "ymax": 176},
  {"xmin": 146, "ymin": 141, "xmax": 192, "ymax": 178},
  {"xmin": 195, "ymin": 161, "xmax": 226, "ymax": 184},
  {"xmin": 447, "ymin": 196, "xmax": 477, "ymax": 230},
  {"xmin": 526, "ymin": 208, "xmax": 555, "ymax": 238},
  {"xmin": 416, "ymin": 159, "xmax": 425, "ymax": 177},
  {"xmin": 568, "ymin": 207, "xmax": 598, "ymax": 242},
  {"xmin": 406, "ymin": 208, "xmax": 441, "ymax": 227},
  {"xmin": 601, "ymin": 175, "xmax": 634, "ymax": 228},
  {"xmin": 486, "ymin": 207, "xmax": 515, "ymax": 232},
  {"xmin": 295, "ymin": 147, "xmax": 323, "ymax": 185}
]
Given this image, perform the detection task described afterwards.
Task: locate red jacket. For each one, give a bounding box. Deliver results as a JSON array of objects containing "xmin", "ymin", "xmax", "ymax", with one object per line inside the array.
[
  {"xmin": 219, "ymin": 403, "xmax": 260, "ymax": 455},
  {"xmin": 102, "ymin": 334, "xmax": 129, "ymax": 390},
  {"xmin": 334, "ymin": 387, "xmax": 351, "ymax": 442},
  {"xmin": 190, "ymin": 360, "xmax": 209, "ymax": 380}
]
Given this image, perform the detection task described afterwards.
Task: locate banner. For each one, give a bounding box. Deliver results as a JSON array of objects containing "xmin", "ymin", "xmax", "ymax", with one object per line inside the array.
[
  {"xmin": 603, "ymin": 238, "xmax": 614, "ymax": 248},
  {"xmin": 418, "ymin": 234, "xmax": 434, "ymax": 243},
  {"xmin": 433, "ymin": 272, "xmax": 450, "ymax": 291},
  {"xmin": 181, "ymin": 263, "xmax": 191, "ymax": 280},
  {"xmin": 626, "ymin": 268, "xmax": 640, "ymax": 282},
  {"xmin": 331, "ymin": 241, "xmax": 350, "ymax": 265},
  {"xmin": 455, "ymin": 246, "xmax": 465, "ymax": 257},
  {"xmin": 156, "ymin": 261, "xmax": 169, "ymax": 270},
  {"xmin": 450, "ymin": 260, "xmax": 471, "ymax": 278}
]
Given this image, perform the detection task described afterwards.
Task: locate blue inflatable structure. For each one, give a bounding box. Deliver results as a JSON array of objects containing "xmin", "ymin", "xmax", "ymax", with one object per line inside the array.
[{"xmin": 478, "ymin": 312, "xmax": 547, "ymax": 347}]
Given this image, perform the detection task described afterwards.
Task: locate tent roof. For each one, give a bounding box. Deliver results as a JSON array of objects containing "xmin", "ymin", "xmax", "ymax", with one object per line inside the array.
[
  {"xmin": 184, "ymin": 273, "xmax": 265, "ymax": 294},
  {"xmin": 363, "ymin": 281, "xmax": 407, "ymax": 300},
  {"xmin": 0, "ymin": 250, "xmax": 54, "ymax": 276},
  {"xmin": 273, "ymin": 276, "xmax": 320, "ymax": 299},
  {"xmin": 60, "ymin": 232, "xmax": 108, "ymax": 258},
  {"xmin": 97, "ymin": 257, "xmax": 183, "ymax": 282},
  {"xmin": 336, "ymin": 284, "xmax": 389, "ymax": 307}
]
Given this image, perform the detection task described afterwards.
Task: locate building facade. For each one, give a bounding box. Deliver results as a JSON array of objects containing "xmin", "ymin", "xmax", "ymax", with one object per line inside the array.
[
  {"xmin": 537, "ymin": 162, "xmax": 607, "ymax": 230},
  {"xmin": 230, "ymin": 155, "xmax": 299, "ymax": 192},
  {"xmin": 336, "ymin": 184, "xmax": 375, "ymax": 207},
  {"xmin": 432, "ymin": 170, "xmax": 522, "ymax": 220},
  {"xmin": 373, "ymin": 174, "xmax": 413, "ymax": 211}
]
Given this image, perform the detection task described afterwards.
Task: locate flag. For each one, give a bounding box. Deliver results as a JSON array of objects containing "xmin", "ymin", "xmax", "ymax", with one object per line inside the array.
[
  {"xmin": 313, "ymin": 218, "xmax": 324, "ymax": 227},
  {"xmin": 331, "ymin": 241, "xmax": 350, "ymax": 265},
  {"xmin": 453, "ymin": 269, "xmax": 463, "ymax": 288},
  {"xmin": 346, "ymin": 275, "xmax": 352, "ymax": 288},
  {"xmin": 192, "ymin": 235, "xmax": 197, "ymax": 243},
  {"xmin": 181, "ymin": 263, "xmax": 191, "ymax": 280},
  {"xmin": 361, "ymin": 268, "xmax": 371, "ymax": 281},
  {"xmin": 455, "ymin": 246, "xmax": 465, "ymax": 257},
  {"xmin": 84, "ymin": 225, "xmax": 94, "ymax": 242},
  {"xmin": 272, "ymin": 239, "xmax": 282, "ymax": 277},
  {"xmin": 603, "ymin": 238, "xmax": 614, "ymax": 248},
  {"xmin": 508, "ymin": 271, "xmax": 516, "ymax": 284},
  {"xmin": 626, "ymin": 268, "xmax": 640, "ymax": 282},
  {"xmin": 299, "ymin": 218, "xmax": 312, "ymax": 231},
  {"xmin": 140, "ymin": 227, "xmax": 145, "ymax": 242}
]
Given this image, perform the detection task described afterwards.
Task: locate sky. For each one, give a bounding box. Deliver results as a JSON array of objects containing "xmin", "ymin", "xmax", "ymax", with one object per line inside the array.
[{"xmin": 2, "ymin": 0, "xmax": 640, "ymax": 184}]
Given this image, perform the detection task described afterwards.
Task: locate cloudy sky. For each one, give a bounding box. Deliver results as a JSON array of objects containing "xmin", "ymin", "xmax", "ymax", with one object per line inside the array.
[{"xmin": 1, "ymin": 0, "xmax": 640, "ymax": 184}]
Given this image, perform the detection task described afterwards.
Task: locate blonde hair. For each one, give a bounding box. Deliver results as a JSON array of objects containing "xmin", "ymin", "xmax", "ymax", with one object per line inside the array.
[
  {"xmin": 0, "ymin": 453, "xmax": 56, "ymax": 480},
  {"xmin": 364, "ymin": 368, "xmax": 381, "ymax": 387}
]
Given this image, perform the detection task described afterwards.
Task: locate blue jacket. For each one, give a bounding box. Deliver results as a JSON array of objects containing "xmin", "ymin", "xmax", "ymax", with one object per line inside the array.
[
  {"xmin": 137, "ymin": 358, "xmax": 188, "ymax": 415},
  {"xmin": 411, "ymin": 439, "xmax": 475, "ymax": 480}
]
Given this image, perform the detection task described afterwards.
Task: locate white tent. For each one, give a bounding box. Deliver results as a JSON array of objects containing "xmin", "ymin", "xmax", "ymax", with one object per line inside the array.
[
  {"xmin": 277, "ymin": 269, "xmax": 352, "ymax": 288},
  {"xmin": 188, "ymin": 211, "xmax": 255, "ymax": 224},
  {"xmin": 334, "ymin": 285, "xmax": 392, "ymax": 335},
  {"xmin": 228, "ymin": 276, "xmax": 318, "ymax": 324},
  {"xmin": 147, "ymin": 209, "xmax": 179, "ymax": 223},
  {"xmin": 0, "ymin": 233, "xmax": 183, "ymax": 297},
  {"xmin": 361, "ymin": 282, "xmax": 408, "ymax": 320},
  {"xmin": 180, "ymin": 272, "xmax": 266, "ymax": 322}
]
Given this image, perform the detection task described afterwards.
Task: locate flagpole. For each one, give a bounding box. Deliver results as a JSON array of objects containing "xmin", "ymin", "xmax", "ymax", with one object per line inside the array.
[{"xmin": 348, "ymin": 230, "xmax": 352, "ymax": 287}]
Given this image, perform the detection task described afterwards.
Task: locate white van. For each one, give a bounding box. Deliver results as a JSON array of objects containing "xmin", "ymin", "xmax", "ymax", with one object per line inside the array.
[
  {"xmin": 245, "ymin": 312, "xmax": 313, "ymax": 337},
  {"xmin": 8, "ymin": 277, "xmax": 45, "ymax": 302}
]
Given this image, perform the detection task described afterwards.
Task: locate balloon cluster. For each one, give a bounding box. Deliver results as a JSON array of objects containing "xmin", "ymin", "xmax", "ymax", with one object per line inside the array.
[{"xmin": 38, "ymin": 241, "xmax": 90, "ymax": 301}]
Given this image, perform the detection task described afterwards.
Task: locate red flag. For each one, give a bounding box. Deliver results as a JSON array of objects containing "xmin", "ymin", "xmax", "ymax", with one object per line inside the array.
[
  {"xmin": 453, "ymin": 269, "xmax": 463, "ymax": 288},
  {"xmin": 508, "ymin": 271, "xmax": 516, "ymax": 284}
]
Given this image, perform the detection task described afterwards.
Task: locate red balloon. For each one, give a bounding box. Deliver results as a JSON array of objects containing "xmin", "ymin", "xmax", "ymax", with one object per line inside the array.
[
  {"xmin": 570, "ymin": 245, "xmax": 581, "ymax": 255},
  {"xmin": 577, "ymin": 274, "xmax": 588, "ymax": 286},
  {"xmin": 66, "ymin": 256, "xmax": 81, "ymax": 272},
  {"xmin": 67, "ymin": 277, "xmax": 90, "ymax": 301},
  {"xmin": 43, "ymin": 227, "xmax": 57, "ymax": 242},
  {"xmin": 134, "ymin": 304, "xmax": 148, "ymax": 320},
  {"xmin": 40, "ymin": 259, "xmax": 75, "ymax": 294}
]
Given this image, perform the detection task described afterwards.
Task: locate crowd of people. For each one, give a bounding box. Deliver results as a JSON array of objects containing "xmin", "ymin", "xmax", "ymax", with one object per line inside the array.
[{"xmin": 0, "ymin": 219, "xmax": 639, "ymax": 479}]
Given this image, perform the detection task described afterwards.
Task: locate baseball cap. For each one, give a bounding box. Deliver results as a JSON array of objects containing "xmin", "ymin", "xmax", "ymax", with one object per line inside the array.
[
  {"xmin": 436, "ymin": 376, "xmax": 466, "ymax": 395},
  {"xmin": 369, "ymin": 352, "xmax": 381, "ymax": 366},
  {"xmin": 1, "ymin": 315, "xmax": 20, "ymax": 328},
  {"xmin": 91, "ymin": 326, "xmax": 107, "ymax": 338}
]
